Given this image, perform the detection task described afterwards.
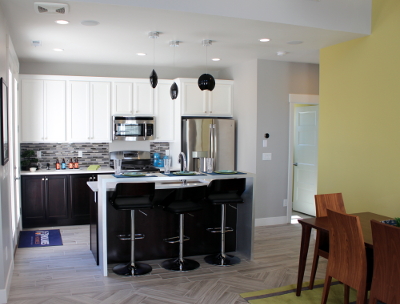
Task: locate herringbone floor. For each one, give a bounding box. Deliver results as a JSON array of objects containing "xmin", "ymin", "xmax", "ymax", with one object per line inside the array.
[{"xmin": 8, "ymin": 215, "xmax": 326, "ymax": 304}]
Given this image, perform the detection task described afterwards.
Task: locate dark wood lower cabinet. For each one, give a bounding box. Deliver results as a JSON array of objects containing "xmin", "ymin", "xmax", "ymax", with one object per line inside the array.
[
  {"xmin": 89, "ymin": 189, "xmax": 99, "ymax": 265},
  {"xmin": 21, "ymin": 173, "xmax": 106, "ymax": 229},
  {"xmin": 21, "ymin": 175, "xmax": 69, "ymax": 228}
]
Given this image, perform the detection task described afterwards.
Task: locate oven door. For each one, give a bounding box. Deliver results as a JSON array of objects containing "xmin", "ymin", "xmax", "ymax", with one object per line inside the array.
[{"xmin": 113, "ymin": 117, "xmax": 155, "ymax": 141}]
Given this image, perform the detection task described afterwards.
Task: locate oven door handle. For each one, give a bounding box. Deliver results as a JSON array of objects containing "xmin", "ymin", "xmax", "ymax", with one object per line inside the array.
[{"xmin": 144, "ymin": 122, "xmax": 147, "ymax": 140}]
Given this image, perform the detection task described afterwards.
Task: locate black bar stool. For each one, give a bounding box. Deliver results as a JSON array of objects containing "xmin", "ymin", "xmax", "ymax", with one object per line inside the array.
[
  {"xmin": 205, "ymin": 178, "xmax": 246, "ymax": 266},
  {"xmin": 109, "ymin": 182, "xmax": 155, "ymax": 276},
  {"xmin": 160, "ymin": 185, "xmax": 207, "ymax": 272}
]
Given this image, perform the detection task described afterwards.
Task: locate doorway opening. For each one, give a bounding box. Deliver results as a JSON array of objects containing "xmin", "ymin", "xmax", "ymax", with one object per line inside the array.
[{"xmin": 287, "ymin": 94, "xmax": 319, "ymax": 223}]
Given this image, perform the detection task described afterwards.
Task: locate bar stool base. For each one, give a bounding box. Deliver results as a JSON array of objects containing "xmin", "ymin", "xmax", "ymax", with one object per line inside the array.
[
  {"xmin": 162, "ymin": 258, "xmax": 200, "ymax": 272},
  {"xmin": 112, "ymin": 262, "xmax": 152, "ymax": 276},
  {"xmin": 204, "ymin": 253, "xmax": 240, "ymax": 266}
]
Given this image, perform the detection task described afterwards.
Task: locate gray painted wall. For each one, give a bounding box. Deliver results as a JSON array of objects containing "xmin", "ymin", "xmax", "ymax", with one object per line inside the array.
[
  {"xmin": 0, "ymin": 4, "xmax": 14, "ymax": 301},
  {"xmin": 220, "ymin": 59, "xmax": 319, "ymax": 220}
]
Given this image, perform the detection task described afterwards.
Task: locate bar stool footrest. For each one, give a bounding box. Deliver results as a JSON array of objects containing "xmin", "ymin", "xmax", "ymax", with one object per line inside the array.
[
  {"xmin": 117, "ymin": 234, "xmax": 145, "ymax": 241},
  {"xmin": 161, "ymin": 258, "xmax": 200, "ymax": 272},
  {"xmin": 112, "ymin": 262, "xmax": 152, "ymax": 276},
  {"xmin": 204, "ymin": 253, "xmax": 241, "ymax": 266},
  {"xmin": 206, "ymin": 227, "xmax": 234, "ymax": 233},
  {"xmin": 163, "ymin": 235, "xmax": 190, "ymax": 244}
]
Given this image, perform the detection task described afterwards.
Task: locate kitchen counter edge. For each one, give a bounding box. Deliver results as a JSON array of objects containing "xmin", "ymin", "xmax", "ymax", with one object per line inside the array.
[{"xmin": 20, "ymin": 167, "xmax": 115, "ymax": 175}]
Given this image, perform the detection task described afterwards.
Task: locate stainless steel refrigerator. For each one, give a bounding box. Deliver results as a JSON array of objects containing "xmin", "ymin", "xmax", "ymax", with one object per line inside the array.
[{"xmin": 181, "ymin": 118, "xmax": 235, "ymax": 172}]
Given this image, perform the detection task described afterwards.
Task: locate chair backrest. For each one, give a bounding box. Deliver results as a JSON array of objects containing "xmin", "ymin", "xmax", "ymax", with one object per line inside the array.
[
  {"xmin": 110, "ymin": 182, "xmax": 155, "ymax": 210},
  {"xmin": 207, "ymin": 178, "xmax": 246, "ymax": 196},
  {"xmin": 369, "ymin": 220, "xmax": 400, "ymax": 304},
  {"xmin": 326, "ymin": 209, "xmax": 367, "ymax": 290},
  {"xmin": 315, "ymin": 193, "xmax": 346, "ymax": 217}
]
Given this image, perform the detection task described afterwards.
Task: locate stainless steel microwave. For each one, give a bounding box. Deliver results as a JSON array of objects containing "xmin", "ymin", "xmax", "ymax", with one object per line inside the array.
[{"xmin": 112, "ymin": 116, "xmax": 155, "ymax": 141}]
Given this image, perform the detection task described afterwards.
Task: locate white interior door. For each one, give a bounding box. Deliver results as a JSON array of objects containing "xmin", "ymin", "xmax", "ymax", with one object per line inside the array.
[{"xmin": 292, "ymin": 105, "xmax": 319, "ymax": 216}]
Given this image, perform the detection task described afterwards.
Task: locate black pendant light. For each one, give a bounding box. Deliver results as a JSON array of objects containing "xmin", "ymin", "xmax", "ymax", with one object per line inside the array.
[
  {"xmin": 150, "ymin": 69, "xmax": 158, "ymax": 88},
  {"xmin": 198, "ymin": 39, "xmax": 215, "ymax": 91},
  {"xmin": 149, "ymin": 31, "xmax": 159, "ymax": 89},
  {"xmin": 170, "ymin": 82, "xmax": 178, "ymax": 100},
  {"xmin": 169, "ymin": 41, "xmax": 179, "ymax": 100}
]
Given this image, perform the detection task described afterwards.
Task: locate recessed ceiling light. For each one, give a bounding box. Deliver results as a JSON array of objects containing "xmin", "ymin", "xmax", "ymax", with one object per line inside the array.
[
  {"xmin": 212, "ymin": 58, "xmax": 220, "ymax": 62},
  {"xmin": 53, "ymin": 48, "xmax": 64, "ymax": 52},
  {"xmin": 259, "ymin": 38, "xmax": 270, "ymax": 42},
  {"xmin": 287, "ymin": 40, "xmax": 303, "ymax": 45},
  {"xmin": 277, "ymin": 51, "xmax": 288, "ymax": 56},
  {"xmin": 81, "ymin": 20, "xmax": 99, "ymax": 26},
  {"xmin": 55, "ymin": 20, "xmax": 69, "ymax": 25},
  {"xmin": 137, "ymin": 53, "xmax": 146, "ymax": 56}
]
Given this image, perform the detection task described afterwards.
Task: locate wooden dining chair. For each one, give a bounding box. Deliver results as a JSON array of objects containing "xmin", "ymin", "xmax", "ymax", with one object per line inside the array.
[
  {"xmin": 309, "ymin": 193, "xmax": 346, "ymax": 289},
  {"xmin": 321, "ymin": 209, "xmax": 370, "ymax": 304},
  {"xmin": 369, "ymin": 220, "xmax": 400, "ymax": 304}
]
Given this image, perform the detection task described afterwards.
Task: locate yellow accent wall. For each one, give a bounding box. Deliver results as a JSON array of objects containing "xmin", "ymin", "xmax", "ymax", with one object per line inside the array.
[{"xmin": 318, "ymin": 0, "xmax": 400, "ymax": 216}]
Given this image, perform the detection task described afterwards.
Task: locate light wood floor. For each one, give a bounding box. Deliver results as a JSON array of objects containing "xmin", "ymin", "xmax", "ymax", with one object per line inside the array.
[{"xmin": 8, "ymin": 217, "xmax": 326, "ymax": 304}]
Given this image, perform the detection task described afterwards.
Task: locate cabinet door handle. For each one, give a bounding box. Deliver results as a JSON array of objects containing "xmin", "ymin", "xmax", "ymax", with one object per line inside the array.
[
  {"xmin": 45, "ymin": 178, "xmax": 48, "ymax": 181},
  {"xmin": 42, "ymin": 178, "xmax": 44, "ymax": 181}
]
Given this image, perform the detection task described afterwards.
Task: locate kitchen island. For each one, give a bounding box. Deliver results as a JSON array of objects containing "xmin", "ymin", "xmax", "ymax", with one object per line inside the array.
[{"xmin": 95, "ymin": 172, "xmax": 255, "ymax": 276}]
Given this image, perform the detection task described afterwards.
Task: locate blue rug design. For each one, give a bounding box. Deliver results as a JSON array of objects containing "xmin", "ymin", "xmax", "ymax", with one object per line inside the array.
[{"xmin": 18, "ymin": 229, "xmax": 63, "ymax": 248}]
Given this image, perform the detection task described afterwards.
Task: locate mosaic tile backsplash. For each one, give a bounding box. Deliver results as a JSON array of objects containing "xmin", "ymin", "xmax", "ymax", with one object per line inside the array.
[{"xmin": 20, "ymin": 142, "xmax": 170, "ymax": 169}]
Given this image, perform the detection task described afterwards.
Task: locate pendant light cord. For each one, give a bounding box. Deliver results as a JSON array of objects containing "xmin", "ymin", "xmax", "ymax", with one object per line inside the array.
[{"xmin": 153, "ymin": 37, "xmax": 155, "ymax": 69}]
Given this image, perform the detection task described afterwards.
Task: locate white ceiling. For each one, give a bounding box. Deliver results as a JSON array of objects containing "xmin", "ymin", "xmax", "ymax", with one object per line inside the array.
[{"xmin": 0, "ymin": 0, "xmax": 370, "ymax": 70}]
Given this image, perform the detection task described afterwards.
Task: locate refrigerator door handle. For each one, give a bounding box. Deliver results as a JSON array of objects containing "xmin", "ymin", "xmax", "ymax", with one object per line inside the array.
[
  {"xmin": 209, "ymin": 124, "xmax": 213, "ymax": 158},
  {"xmin": 144, "ymin": 122, "xmax": 147, "ymax": 140},
  {"xmin": 212, "ymin": 124, "xmax": 217, "ymax": 167}
]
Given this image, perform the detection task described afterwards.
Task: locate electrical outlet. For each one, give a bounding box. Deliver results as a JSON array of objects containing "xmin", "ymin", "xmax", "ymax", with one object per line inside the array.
[
  {"xmin": 78, "ymin": 151, "xmax": 83, "ymax": 157},
  {"xmin": 262, "ymin": 153, "xmax": 272, "ymax": 160},
  {"xmin": 37, "ymin": 151, "xmax": 41, "ymax": 158}
]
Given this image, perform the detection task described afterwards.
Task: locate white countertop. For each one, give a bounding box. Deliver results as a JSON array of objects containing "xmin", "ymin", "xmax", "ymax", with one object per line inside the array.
[{"xmin": 20, "ymin": 166, "xmax": 115, "ymax": 175}]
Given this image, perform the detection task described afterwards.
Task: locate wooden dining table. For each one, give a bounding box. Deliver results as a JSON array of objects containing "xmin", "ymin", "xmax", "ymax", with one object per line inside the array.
[{"xmin": 296, "ymin": 212, "xmax": 391, "ymax": 296}]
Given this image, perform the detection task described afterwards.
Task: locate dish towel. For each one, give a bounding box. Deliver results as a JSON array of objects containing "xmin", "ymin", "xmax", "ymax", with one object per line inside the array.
[{"xmin": 87, "ymin": 165, "xmax": 100, "ymax": 171}]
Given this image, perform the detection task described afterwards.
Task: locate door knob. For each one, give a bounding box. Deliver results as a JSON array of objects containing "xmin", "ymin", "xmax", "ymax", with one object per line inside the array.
[{"xmin": 293, "ymin": 163, "xmax": 298, "ymax": 166}]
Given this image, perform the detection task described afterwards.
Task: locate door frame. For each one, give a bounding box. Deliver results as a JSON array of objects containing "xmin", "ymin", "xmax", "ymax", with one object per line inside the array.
[{"xmin": 286, "ymin": 94, "xmax": 319, "ymax": 223}]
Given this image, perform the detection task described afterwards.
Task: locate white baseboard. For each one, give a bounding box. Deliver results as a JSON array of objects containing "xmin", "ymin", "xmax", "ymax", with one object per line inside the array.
[
  {"xmin": 255, "ymin": 216, "xmax": 288, "ymax": 226},
  {"xmin": 0, "ymin": 258, "xmax": 14, "ymax": 304}
]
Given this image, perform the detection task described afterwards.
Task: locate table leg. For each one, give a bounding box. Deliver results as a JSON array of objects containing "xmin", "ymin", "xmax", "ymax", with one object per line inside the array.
[{"xmin": 296, "ymin": 222, "xmax": 312, "ymax": 296}]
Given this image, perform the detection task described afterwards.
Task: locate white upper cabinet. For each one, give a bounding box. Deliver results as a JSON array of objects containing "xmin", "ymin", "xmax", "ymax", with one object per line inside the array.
[
  {"xmin": 153, "ymin": 80, "xmax": 174, "ymax": 142},
  {"xmin": 68, "ymin": 80, "xmax": 111, "ymax": 142},
  {"xmin": 178, "ymin": 78, "xmax": 233, "ymax": 117},
  {"xmin": 112, "ymin": 79, "xmax": 154, "ymax": 116},
  {"xmin": 21, "ymin": 78, "xmax": 66, "ymax": 142}
]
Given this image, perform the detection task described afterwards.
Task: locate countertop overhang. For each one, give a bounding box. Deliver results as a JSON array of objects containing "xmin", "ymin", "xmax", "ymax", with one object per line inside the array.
[{"xmin": 20, "ymin": 166, "xmax": 115, "ymax": 175}]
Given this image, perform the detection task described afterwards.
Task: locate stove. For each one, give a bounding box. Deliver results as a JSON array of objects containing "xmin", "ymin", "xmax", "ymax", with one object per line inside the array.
[{"xmin": 109, "ymin": 150, "xmax": 160, "ymax": 173}]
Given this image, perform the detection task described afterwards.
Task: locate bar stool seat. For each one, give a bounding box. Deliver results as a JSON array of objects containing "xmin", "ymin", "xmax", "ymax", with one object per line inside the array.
[
  {"xmin": 160, "ymin": 185, "xmax": 207, "ymax": 272},
  {"xmin": 109, "ymin": 182, "xmax": 155, "ymax": 276},
  {"xmin": 205, "ymin": 178, "xmax": 246, "ymax": 266}
]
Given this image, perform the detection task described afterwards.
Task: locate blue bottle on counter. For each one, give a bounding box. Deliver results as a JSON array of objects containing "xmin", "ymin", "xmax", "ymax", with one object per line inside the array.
[
  {"xmin": 61, "ymin": 158, "xmax": 66, "ymax": 170},
  {"xmin": 153, "ymin": 153, "xmax": 160, "ymax": 167}
]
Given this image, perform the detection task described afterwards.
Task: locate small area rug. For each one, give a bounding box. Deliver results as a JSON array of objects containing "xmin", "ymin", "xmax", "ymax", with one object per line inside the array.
[
  {"xmin": 18, "ymin": 229, "xmax": 63, "ymax": 248},
  {"xmin": 240, "ymin": 279, "xmax": 357, "ymax": 304}
]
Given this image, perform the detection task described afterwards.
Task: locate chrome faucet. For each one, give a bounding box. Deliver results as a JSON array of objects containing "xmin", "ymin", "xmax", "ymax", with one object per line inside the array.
[{"xmin": 178, "ymin": 152, "xmax": 187, "ymax": 172}]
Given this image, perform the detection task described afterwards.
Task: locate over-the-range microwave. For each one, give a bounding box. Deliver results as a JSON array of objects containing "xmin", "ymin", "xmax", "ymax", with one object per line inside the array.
[{"xmin": 112, "ymin": 116, "xmax": 155, "ymax": 141}]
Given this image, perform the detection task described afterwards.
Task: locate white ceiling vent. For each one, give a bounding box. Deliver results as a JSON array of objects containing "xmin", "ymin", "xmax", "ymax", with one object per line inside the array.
[{"xmin": 34, "ymin": 2, "xmax": 69, "ymax": 14}]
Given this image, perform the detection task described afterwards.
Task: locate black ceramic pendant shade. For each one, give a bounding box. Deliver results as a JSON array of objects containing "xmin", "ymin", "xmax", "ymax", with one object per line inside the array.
[
  {"xmin": 150, "ymin": 69, "xmax": 158, "ymax": 88},
  {"xmin": 170, "ymin": 82, "xmax": 178, "ymax": 100},
  {"xmin": 198, "ymin": 73, "xmax": 215, "ymax": 91}
]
